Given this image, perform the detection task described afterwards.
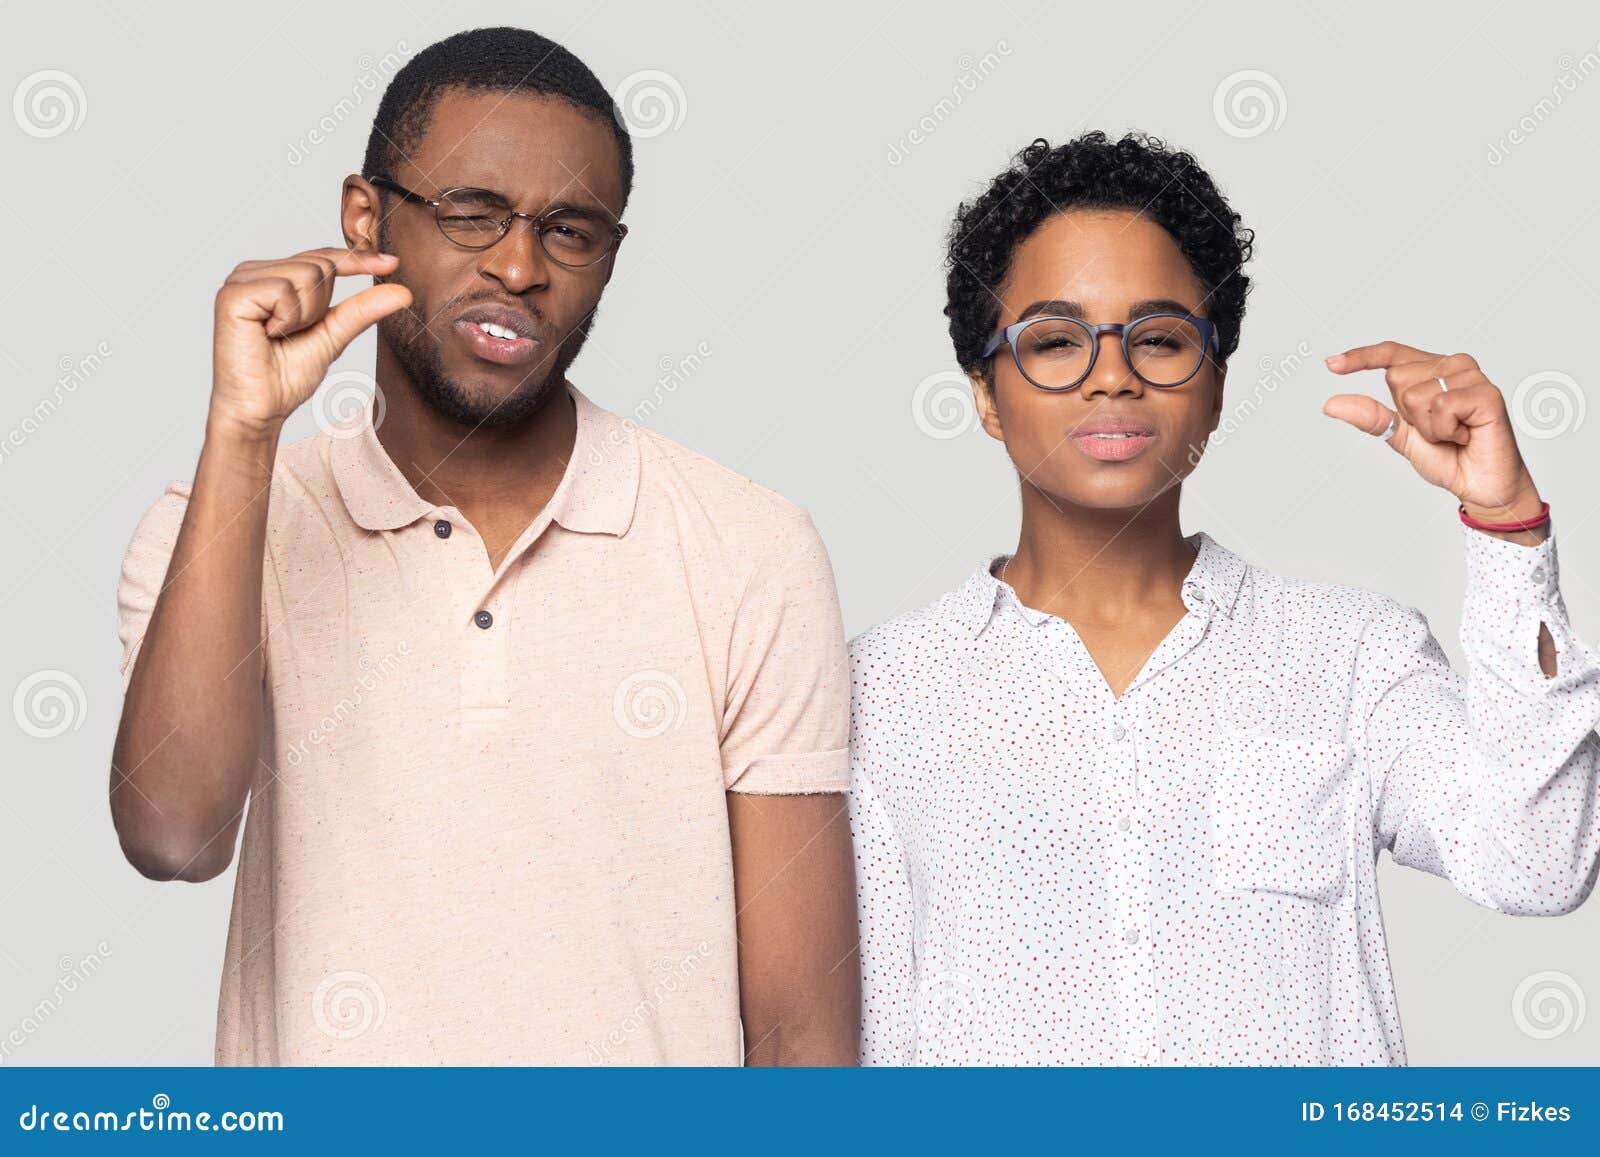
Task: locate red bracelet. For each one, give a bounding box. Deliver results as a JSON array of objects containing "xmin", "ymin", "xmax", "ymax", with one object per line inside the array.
[{"xmin": 1458, "ymin": 501, "xmax": 1551, "ymax": 532}]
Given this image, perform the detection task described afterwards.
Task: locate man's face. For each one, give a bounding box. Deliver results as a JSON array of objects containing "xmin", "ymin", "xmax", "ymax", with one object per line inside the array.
[
  {"xmin": 344, "ymin": 89, "xmax": 626, "ymax": 429},
  {"xmin": 972, "ymin": 208, "xmax": 1227, "ymax": 511}
]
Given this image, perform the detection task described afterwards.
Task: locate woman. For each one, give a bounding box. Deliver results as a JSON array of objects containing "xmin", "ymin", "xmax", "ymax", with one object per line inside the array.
[{"xmin": 848, "ymin": 131, "xmax": 1600, "ymax": 1065}]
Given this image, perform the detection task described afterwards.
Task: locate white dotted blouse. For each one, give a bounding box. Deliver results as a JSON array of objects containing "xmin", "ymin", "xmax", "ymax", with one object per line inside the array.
[{"xmin": 848, "ymin": 523, "xmax": 1600, "ymax": 1065}]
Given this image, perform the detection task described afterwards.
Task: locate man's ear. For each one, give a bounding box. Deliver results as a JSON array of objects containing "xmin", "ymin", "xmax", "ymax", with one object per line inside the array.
[
  {"xmin": 340, "ymin": 175, "xmax": 383, "ymax": 253},
  {"xmin": 970, "ymin": 368, "xmax": 1005, "ymax": 441},
  {"xmin": 600, "ymin": 236, "xmax": 624, "ymax": 288}
]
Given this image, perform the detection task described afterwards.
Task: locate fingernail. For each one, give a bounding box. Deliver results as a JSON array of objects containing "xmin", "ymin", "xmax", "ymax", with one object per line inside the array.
[{"xmin": 1325, "ymin": 354, "xmax": 1344, "ymax": 369}]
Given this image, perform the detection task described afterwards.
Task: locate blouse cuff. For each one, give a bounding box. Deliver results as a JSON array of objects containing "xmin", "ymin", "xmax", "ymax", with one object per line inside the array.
[{"xmin": 1460, "ymin": 519, "xmax": 1599, "ymax": 694}]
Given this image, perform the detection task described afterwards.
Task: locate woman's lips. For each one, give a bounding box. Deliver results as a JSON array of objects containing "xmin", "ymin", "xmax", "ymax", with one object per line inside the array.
[
  {"xmin": 1070, "ymin": 430, "xmax": 1156, "ymax": 461},
  {"xmin": 452, "ymin": 319, "xmax": 542, "ymax": 366}
]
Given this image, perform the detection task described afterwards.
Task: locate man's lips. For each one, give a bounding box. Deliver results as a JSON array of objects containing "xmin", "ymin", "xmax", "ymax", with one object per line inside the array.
[
  {"xmin": 1069, "ymin": 423, "xmax": 1157, "ymax": 462},
  {"xmin": 451, "ymin": 307, "xmax": 544, "ymax": 366}
]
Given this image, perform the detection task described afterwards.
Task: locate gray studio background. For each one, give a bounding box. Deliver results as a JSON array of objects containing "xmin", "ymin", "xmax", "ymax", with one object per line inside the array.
[{"xmin": 2, "ymin": 0, "xmax": 1596, "ymax": 1064}]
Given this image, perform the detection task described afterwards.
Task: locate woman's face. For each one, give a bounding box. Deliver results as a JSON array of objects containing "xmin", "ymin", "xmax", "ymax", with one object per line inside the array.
[{"xmin": 971, "ymin": 208, "xmax": 1226, "ymax": 511}]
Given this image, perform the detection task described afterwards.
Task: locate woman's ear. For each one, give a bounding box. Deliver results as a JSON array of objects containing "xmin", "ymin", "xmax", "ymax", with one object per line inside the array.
[
  {"xmin": 1205, "ymin": 360, "xmax": 1228, "ymax": 435},
  {"xmin": 970, "ymin": 368, "xmax": 1005, "ymax": 441}
]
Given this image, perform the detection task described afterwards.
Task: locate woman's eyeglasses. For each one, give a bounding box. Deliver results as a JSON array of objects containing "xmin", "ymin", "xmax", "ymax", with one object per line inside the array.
[{"xmin": 980, "ymin": 313, "xmax": 1220, "ymax": 391}]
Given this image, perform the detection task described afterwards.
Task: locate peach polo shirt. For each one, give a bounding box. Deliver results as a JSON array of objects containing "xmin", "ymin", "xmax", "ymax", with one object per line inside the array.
[{"xmin": 115, "ymin": 383, "xmax": 849, "ymax": 1065}]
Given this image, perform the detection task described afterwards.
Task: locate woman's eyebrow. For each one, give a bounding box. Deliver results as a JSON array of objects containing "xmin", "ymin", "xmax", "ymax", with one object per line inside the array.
[
  {"xmin": 1126, "ymin": 297, "xmax": 1199, "ymax": 319},
  {"xmin": 1018, "ymin": 298, "xmax": 1084, "ymax": 320},
  {"xmin": 1016, "ymin": 297, "xmax": 1201, "ymax": 322}
]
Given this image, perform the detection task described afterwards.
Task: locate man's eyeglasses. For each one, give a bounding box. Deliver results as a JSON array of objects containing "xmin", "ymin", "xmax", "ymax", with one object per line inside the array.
[
  {"xmin": 365, "ymin": 174, "xmax": 627, "ymax": 268},
  {"xmin": 980, "ymin": 313, "xmax": 1221, "ymax": 391}
]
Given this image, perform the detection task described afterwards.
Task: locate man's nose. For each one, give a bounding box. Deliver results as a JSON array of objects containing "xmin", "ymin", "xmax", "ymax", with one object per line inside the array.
[{"xmin": 476, "ymin": 218, "xmax": 552, "ymax": 294}]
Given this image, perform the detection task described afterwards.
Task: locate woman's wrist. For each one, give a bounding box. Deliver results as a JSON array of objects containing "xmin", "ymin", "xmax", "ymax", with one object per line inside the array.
[{"xmin": 1460, "ymin": 483, "xmax": 1549, "ymax": 545}]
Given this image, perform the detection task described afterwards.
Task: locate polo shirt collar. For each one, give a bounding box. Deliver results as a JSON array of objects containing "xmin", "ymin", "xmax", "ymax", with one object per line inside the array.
[
  {"xmin": 546, "ymin": 385, "xmax": 640, "ymax": 537},
  {"xmin": 329, "ymin": 381, "xmax": 640, "ymax": 537},
  {"xmin": 950, "ymin": 530, "xmax": 1249, "ymax": 638}
]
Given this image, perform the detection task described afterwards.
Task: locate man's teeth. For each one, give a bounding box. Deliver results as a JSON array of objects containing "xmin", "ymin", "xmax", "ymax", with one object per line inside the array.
[{"xmin": 475, "ymin": 321, "xmax": 520, "ymax": 341}]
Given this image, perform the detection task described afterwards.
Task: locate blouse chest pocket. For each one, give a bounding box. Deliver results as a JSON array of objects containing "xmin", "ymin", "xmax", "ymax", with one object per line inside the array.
[{"xmin": 1210, "ymin": 731, "xmax": 1356, "ymax": 911}]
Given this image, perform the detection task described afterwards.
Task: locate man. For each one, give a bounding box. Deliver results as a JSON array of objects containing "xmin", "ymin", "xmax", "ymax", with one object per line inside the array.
[{"xmin": 111, "ymin": 27, "xmax": 858, "ymax": 1066}]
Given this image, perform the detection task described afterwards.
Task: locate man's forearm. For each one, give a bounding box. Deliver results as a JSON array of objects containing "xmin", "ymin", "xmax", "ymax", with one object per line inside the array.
[
  {"xmin": 728, "ymin": 791, "xmax": 861, "ymax": 1065},
  {"xmin": 744, "ymin": 1011, "xmax": 859, "ymax": 1066},
  {"xmin": 111, "ymin": 421, "xmax": 278, "ymax": 881}
]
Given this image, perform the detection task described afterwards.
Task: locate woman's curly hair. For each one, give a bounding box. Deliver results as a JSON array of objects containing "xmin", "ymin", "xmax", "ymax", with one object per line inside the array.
[{"xmin": 945, "ymin": 130, "xmax": 1254, "ymax": 376}]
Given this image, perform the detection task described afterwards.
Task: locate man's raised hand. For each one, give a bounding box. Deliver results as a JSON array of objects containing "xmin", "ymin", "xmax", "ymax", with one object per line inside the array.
[{"xmin": 209, "ymin": 247, "xmax": 412, "ymax": 442}]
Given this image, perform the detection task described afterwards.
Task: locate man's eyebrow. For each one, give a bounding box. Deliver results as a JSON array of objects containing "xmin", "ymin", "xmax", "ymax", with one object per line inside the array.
[
  {"xmin": 440, "ymin": 183, "xmax": 616, "ymax": 219},
  {"xmin": 537, "ymin": 200, "xmax": 613, "ymax": 221},
  {"xmin": 1016, "ymin": 297, "xmax": 1203, "ymax": 321}
]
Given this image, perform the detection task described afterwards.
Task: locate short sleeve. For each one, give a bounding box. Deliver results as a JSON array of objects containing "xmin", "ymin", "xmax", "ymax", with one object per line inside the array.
[
  {"xmin": 116, "ymin": 481, "xmax": 192, "ymax": 688},
  {"xmin": 719, "ymin": 509, "xmax": 849, "ymax": 794}
]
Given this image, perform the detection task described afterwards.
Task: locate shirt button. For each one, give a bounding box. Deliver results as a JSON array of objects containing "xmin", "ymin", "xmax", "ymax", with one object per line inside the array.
[
  {"xmin": 1117, "ymin": 815, "xmax": 1132, "ymax": 832},
  {"xmin": 1124, "ymin": 929, "xmax": 1141, "ymax": 944},
  {"xmin": 1112, "ymin": 724, "xmax": 1127, "ymax": 741},
  {"xmin": 434, "ymin": 519, "xmax": 452, "ymax": 539},
  {"xmin": 473, "ymin": 610, "xmax": 493, "ymax": 629},
  {"xmin": 1531, "ymin": 565, "xmax": 1547, "ymax": 584}
]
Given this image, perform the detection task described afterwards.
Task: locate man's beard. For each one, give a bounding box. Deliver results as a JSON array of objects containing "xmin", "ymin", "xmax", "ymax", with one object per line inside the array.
[{"xmin": 376, "ymin": 306, "xmax": 591, "ymax": 430}]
